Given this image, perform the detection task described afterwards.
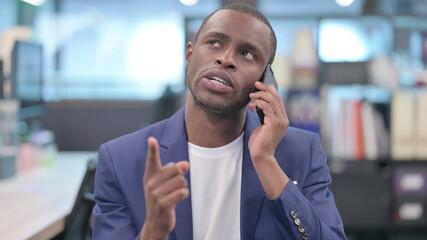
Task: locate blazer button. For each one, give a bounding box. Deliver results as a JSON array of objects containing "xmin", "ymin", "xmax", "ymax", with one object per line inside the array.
[
  {"xmin": 298, "ymin": 225, "xmax": 305, "ymax": 233},
  {"xmin": 290, "ymin": 210, "xmax": 298, "ymax": 219},
  {"xmin": 294, "ymin": 218, "xmax": 301, "ymax": 226},
  {"xmin": 302, "ymin": 231, "xmax": 309, "ymax": 240}
]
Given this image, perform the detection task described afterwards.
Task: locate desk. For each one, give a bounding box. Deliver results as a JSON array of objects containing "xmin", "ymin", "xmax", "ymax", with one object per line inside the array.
[{"xmin": 0, "ymin": 151, "xmax": 97, "ymax": 240}]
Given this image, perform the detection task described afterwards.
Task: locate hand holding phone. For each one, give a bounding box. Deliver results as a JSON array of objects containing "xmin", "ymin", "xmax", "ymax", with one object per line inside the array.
[{"xmin": 256, "ymin": 64, "xmax": 278, "ymax": 124}]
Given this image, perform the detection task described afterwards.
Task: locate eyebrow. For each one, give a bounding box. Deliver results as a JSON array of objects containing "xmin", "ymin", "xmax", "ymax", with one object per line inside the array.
[
  {"xmin": 240, "ymin": 42, "xmax": 257, "ymax": 52},
  {"xmin": 206, "ymin": 31, "xmax": 258, "ymax": 51},
  {"xmin": 206, "ymin": 31, "xmax": 230, "ymax": 41}
]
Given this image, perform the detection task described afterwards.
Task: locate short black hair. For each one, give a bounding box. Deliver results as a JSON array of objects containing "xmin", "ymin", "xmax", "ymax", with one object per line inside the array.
[{"xmin": 194, "ymin": 3, "xmax": 277, "ymax": 65}]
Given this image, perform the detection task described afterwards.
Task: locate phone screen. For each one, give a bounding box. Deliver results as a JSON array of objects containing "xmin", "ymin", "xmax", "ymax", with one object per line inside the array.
[{"xmin": 256, "ymin": 64, "xmax": 278, "ymax": 124}]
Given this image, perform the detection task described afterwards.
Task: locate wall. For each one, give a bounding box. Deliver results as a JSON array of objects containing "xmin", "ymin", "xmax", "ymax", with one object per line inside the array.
[{"xmin": 30, "ymin": 100, "xmax": 154, "ymax": 151}]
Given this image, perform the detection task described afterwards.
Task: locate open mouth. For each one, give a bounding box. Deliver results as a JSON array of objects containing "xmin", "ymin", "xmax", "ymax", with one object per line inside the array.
[{"xmin": 208, "ymin": 76, "xmax": 229, "ymax": 86}]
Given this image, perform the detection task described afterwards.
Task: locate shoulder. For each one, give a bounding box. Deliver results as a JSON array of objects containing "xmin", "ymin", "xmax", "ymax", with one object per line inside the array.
[
  {"xmin": 107, "ymin": 120, "xmax": 168, "ymax": 146},
  {"xmin": 102, "ymin": 106, "xmax": 186, "ymax": 153},
  {"xmin": 98, "ymin": 106, "xmax": 186, "ymax": 167},
  {"xmin": 100, "ymin": 119, "xmax": 168, "ymax": 158},
  {"xmin": 95, "ymin": 118, "xmax": 172, "ymax": 192}
]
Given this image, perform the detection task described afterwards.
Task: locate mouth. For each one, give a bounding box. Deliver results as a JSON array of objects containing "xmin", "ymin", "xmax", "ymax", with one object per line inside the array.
[
  {"xmin": 203, "ymin": 71, "xmax": 233, "ymax": 88},
  {"xmin": 208, "ymin": 76, "xmax": 229, "ymax": 86}
]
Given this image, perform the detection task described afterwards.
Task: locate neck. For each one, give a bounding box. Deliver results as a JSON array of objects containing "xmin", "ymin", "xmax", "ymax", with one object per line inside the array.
[{"xmin": 184, "ymin": 96, "xmax": 247, "ymax": 148}]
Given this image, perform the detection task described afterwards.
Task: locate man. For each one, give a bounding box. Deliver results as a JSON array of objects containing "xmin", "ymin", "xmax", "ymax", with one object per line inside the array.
[{"xmin": 93, "ymin": 3, "xmax": 346, "ymax": 240}]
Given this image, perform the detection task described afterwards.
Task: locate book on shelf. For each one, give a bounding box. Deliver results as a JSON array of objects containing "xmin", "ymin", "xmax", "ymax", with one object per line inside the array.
[
  {"xmin": 353, "ymin": 101, "xmax": 365, "ymax": 161},
  {"xmin": 391, "ymin": 91, "xmax": 416, "ymax": 160},
  {"xmin": 415, "ymin": 89, "xmax": 427, "ymax": 160},
  {"xmin": 327, "ymin": 98, "xmax": 372, "ymax": 161},
  {"xmin": 361, "ymin": 101, "xmax": 379, "ymax": 161},
  {"xmin": 328, "ymin": 97, "xmax": 344, "ymax": 159},
  {"xmin": 321, "ymin": 87, "xmax": 427, "ymax": 161},
  {"xmin": 323, "ymin": 88, "xmax": 389, "ymax": 161},
  {"xmin": 341, "ymin": 99, "xmax": 364, "ymax": 161}
]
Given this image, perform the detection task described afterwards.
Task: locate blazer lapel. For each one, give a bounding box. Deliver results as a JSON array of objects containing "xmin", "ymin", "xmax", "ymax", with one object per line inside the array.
[
  {"xmin": 159, "ymin": 107, "xmax": 193, "ymax": 240},
  {"xmin": 157, "ymin": 108, "xmax": 266, "ymax": 239},
  {"xmin": 240, "ymin": 111, "xmax": 266, "ymax": 239}
]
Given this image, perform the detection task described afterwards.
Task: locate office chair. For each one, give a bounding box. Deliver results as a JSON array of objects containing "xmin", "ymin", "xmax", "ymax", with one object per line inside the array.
[{"xmin": 63, "ymin": 158, "xmax": 97, "ymax": 240}]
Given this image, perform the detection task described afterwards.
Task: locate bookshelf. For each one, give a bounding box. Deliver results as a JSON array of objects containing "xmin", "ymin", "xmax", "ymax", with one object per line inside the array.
[{"xmin": 277, "ymin": 15, "xmax": 427, "ymax": 240}]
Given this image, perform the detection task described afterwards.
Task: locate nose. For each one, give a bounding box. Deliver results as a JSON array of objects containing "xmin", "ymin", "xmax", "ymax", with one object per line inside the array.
[{"xmin": 215, "ymin": 48, "xmax": 236, "ymax": 70}]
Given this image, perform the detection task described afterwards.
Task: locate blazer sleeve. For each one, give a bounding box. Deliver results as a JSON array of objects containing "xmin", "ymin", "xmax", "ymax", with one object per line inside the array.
[
  {"xmin": 92, "ymin": 144, "xmax": 142, "ymax": 240},
  {"xmin": 266, "ymin": 134, "xmax": 346, "ymax": 240}
]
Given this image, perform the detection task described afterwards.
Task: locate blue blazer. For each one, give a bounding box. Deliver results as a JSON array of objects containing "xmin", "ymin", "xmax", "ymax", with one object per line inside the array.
[{"xmin": 93, "ymin": 107, "xmax": 346, "ymax": 240}]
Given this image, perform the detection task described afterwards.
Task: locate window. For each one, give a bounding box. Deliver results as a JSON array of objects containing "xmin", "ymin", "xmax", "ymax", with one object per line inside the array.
[
  {"xmin": 34, "ymin": 0, "xmax": 218, "ymax": 101},
  {"xmin": 319, "ymin": 17, "xmax": 392, "ymax": 62}
]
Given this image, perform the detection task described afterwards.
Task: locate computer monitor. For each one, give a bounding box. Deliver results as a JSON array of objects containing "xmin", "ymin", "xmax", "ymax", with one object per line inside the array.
[{"xmin": 9, "ymin": 40, "xmax": 44, "ymax": 119}]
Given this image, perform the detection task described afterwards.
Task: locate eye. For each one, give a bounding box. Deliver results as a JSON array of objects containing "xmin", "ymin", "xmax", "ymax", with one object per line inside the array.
[
  {"xmin": 207, "ymin": 40, "xmax": 221, "ymax": 47},
  {"xmin": 241, "ymin": 50, "xmax": 255, "ymax": 60}
]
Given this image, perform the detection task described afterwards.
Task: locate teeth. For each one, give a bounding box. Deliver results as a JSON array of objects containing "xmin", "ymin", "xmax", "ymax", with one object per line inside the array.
[{"xmin": 209, "ymin": 77, "xmax": 228, "ymax": 86}]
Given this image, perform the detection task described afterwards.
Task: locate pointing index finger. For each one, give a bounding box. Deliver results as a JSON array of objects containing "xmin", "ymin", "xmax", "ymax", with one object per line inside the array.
[{"xmin": 145, "ymin": 137, "xmax": 162, "ymax": 177}]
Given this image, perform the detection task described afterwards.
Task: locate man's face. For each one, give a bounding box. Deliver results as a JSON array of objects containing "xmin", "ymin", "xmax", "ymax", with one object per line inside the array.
[{"xmin": 185, "ymin": 9, "xmax": 271, "ymax": 114}]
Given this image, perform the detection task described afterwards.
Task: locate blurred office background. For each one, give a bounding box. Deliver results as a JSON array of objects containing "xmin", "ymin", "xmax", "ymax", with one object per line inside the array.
[{"xmin": 1, "ymin": 0, "xmax": 427, "ymax": 239}]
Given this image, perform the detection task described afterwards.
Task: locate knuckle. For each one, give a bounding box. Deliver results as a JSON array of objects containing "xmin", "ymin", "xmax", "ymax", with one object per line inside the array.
[
  {"xmin": 180, "ymin": 188, "xmax": 189, "ymax": 199},
  {"xmin": 166, "ymin": 163, "xmax": 181, "ymax": 173},
  {"xmin": 145, "ymin": 180, "xmax": 156, "ymax": 192},
  {"xmin": 177, "ymin": 176, "xmax": 188, "ymax": 188},
  {"xmin": 173, "ymin": 164, "xmax": 183, "ymax": 174},
  {"xmin": 157, "ymin": 198, "xmax": 167, "ymax": 208},
  {"xmin": 164, "ymin": 162, "xmax": 174, "ymax": 169},
  {"xmin": 182, "ymin": 177, "xmax": 188, "ymax": 187},
  {"xmin": 151, "ymin": 190, "xmax": 160, "ymax": 199},
  {"xmin": 173, "ymin": 175, "xmax": 187, "ymax": 188}
]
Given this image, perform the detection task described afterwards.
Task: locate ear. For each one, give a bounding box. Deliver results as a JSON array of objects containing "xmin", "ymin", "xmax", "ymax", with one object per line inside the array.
[{"xmin": 185, "ymin": 42, "xmax": 194, "ymax": 69}]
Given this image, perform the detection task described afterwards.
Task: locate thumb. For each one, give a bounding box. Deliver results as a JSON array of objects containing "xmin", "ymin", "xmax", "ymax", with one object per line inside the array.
[{"xmin": 145, "ymin": 137, "xmax": 162, "ymax": 177}]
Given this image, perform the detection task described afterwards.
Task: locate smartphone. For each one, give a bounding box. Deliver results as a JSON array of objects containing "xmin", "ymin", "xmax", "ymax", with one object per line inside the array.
[{"xmin": 256, "ymin": 64, "xmax": 278, "ymax": 124}]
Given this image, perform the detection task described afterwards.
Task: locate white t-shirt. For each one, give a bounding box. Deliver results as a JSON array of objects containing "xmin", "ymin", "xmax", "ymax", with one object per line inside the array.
[{"xmin": 188, "ymin": 133, "xmax": 244, "ymax": 240}]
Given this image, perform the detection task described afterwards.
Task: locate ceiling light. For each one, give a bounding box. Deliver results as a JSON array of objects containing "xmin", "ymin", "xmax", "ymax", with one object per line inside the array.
[
  {"xmin": 179, "ymin": 0, "xmax": 199, "ymax": 6},
  {"xmin": 21, "ymin": 0, "xmax": 46, "ymax": 6},
  {"xmin": 335, "ymin": 0, "xmax": 354, "ymax": 7}
]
